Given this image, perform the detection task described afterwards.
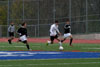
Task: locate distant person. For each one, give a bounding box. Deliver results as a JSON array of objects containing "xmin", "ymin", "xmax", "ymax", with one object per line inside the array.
[
  {"xmin": 8, "ymin": 22, "xmax": 15, "ymax": 44},
  {"xmin": 46, "ymin": 21, "xmax": 63, "ymax": 47},
  {"xmin": 61, "ymin": 19, "xmax": 73, "ymax": 46},
  {"xmin": 17, "ymin": 22, "xmax": 31, "ymax": 50}
]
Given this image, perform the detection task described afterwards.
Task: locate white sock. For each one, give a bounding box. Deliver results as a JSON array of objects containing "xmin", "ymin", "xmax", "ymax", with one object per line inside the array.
[
  {"xmin": 59, "ymin": 42, "xmax": 62, "ymax": 46},
  {"xmin": 47, "ymin": 41, "xmax": 51, "ymax": 44}
]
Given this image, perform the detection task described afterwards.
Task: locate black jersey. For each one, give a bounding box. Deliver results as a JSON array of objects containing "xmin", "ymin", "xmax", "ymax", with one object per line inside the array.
[
  {"xmin": 64, "ymin": 24, "xmax": 71, "ymax": 33},
  {"xmin": 17, "ymin": 27, "xmax": 27, "ymax": 36}
]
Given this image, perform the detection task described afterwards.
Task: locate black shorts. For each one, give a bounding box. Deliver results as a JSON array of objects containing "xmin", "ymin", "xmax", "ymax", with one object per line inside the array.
[
  {"xmin": 9, "ymin": 32, "xmax": 14, "ymax": 37},
  {"xmin": 50, "ymin": 35, "xmax": 58, "ymax": 42}
]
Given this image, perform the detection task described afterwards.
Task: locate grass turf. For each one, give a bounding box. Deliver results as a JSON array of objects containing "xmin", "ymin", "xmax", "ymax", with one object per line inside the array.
[
  {"xmin": 0, "ymin": 59, "xmax": 100, "ymax": 67},
  {"xmin": 0, "ymin": 42, "xmax": 100, "ymax": 52},
  {"xmin": 0, "ymin": 42, "xmax": 100, "ymax": 67}
]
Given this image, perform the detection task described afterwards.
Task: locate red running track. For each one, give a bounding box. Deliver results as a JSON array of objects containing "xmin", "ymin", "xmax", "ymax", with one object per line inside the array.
[{"xmin": 0, "ymin": 38, "xmax": 100, "ymax": 44}]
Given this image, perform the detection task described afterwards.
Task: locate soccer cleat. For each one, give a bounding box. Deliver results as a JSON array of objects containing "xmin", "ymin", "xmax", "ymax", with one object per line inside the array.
[
  {"xmin": 46, "ymin": 43, "xmax": 49, "ymax": 46},
  {"xmin": 28, "ymin": 49, "xmax": 32, "ymax": 51},
  {"xmin": 59, "ymin": 46, "xmax": 64, "ymax": 51},
  {"xmin": 46, "ymin": 41, "xmax": 51, "ymax": 46},
  {"xmin": 70, "ymin": 44, "xmax": 73, "ymax": 47},
  {"xmin": 8, "ymin": 40, "xmax": 12, "ymax": 44}
]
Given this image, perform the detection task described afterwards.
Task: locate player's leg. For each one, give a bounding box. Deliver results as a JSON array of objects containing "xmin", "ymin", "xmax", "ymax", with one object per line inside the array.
[
  {"xmin": 19, "ymin": 35, "xmax": 31, "ymax": 50},
  {"xmin": 17, "ymin": 38, "xmax": 21, "ymax": 43},
  {"xmin": 23, "ymin": 40, "xmax": 31, "ymax": 50},
  {"xmin": 61, "ymin": 33, "xmax": 73, "ymax": 46},
  {"xmin": 8, "ymin": 32, "xmax": 14, "ymax": 44},
  {"xmin": 61, "ymin": 38, "xmax": 66, "ymax": 43},
  {"xmin": 55, "ymin": 35, "xmax": 62, "ymax": 46},
  {"xmin": 55, "ymin": 35, "xmax": 60, "ymax": 41},
  {"xmin": 47, "ymin": 36, "xmax": 55, "ymax": 46},
  {"xmin": 56, "ymin": 38, "xmax": 60, "ymax": 42},
  {"xmin": 10, "ymin": 36, "xmax": 14, "ymax": 41},
  {"xmin": 8, "ymin": 32, "xmax": 11, "ymax": 44},
  {"xmin": 50, "ymin": 36, "xmax": 55, "ymax": 44},
  {"xmin": 69, "ymin": 35, "xmax": 73, "ymax": 46},
  {"xmin": 61, "ymin": 34, "xmax": 68, "ymax": 43},
  {"xmin": 8, "ymin": 38, "xmax": 11, "ymax": 44}
]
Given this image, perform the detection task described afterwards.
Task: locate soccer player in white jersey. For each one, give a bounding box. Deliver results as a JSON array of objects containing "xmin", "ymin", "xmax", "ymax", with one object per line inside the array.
[{"xmin": 47, "ymin": 21, "xmax": 62, "ymax": 47}]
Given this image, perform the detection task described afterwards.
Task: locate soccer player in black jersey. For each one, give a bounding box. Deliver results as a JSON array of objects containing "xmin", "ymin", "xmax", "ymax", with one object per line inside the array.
[
  {"xmin": 61, "ymin": 19, "xmax": 73, "ymax": 46},
  {"xmin": 17, "ymin": 22, "xmax": 31, "ymax": 50}
]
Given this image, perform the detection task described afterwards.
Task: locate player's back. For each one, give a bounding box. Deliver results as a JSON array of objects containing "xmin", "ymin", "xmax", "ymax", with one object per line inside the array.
[
  {"xmin": 50, "ymin": 24, "xmax": 58, "ymax": 32},
  {"xmin": 64, "ymin": 24, "xmax": 71, "ymax": 33},
  {"xmin": 17, "ymin": 27, "xmax": 27, "ymax": 36}
]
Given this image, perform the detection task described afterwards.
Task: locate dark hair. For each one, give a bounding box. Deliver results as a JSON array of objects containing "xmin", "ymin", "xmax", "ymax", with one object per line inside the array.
[
  {"xmin": 55, "ymin": 20, "xmax": 59, "ymax": 23},
  {"xmin": 21, "ymin": 22, "xmax": 26, "ymax": 26},
  {"xmin": 10, "ymin": 22, "xmax": 14, "ymax": 24},
  {"xmin": 66, "ymin": 19, "xmax": 70, "ymax": 22}
]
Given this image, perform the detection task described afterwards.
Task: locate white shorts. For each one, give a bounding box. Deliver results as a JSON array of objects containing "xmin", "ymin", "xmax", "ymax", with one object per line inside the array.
[
  {"xmin": 64, "ymin": 33, "xmax": 72, "ymax": 38},
  {"xmin": 50, "ymin": 32, "xmax": 57, "ymax": 36},
  {"xmin": 20, "ymin": 35, "xmax": 27, "ymax": 41}
]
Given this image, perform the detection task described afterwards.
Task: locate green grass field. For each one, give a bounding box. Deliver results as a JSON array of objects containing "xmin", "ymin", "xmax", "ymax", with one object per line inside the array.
[
  {"xmin": 0, "ymin": 42, "xmax": 100, "ymax": 67},
  {"xmin": 0, "ymin": 59, "xmax": 100, "ymax": 67},
  {"xmin": 0, "ymin": 42, "xmax": 100, "ymax": 52}
]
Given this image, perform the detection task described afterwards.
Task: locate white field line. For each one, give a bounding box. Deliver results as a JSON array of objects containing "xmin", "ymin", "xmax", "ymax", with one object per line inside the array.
[
  {"xmin": 29, "ymin": 62, "xmax": 100, "ymax": 66},
  {"xmin": 1, "ymin": 58, "xmax": 100, "ymax": 61},
  {"xmin": 82, "ymin": 48, "xmax": 100, "ymax": 49},
  {"xmin": 0, "ymin": 46, "xmax": 25, "ymax": 48},
  {"xmin": 0, "ymin": 62, "xmax": 100, "ymax": 66},
  {"xmin": 1, "ymin": 46, "xmax": 100, "ymax": 49},
  {"xmin": 0, "ymin": 65, "xmax": 21, "ymax": 67},
  {"xmin": 0, "ymin": 46, "xmax": 40, "ymax": 48}
]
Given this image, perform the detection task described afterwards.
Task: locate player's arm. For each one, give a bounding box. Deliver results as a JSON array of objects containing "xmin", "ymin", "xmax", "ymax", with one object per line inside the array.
[
  {"xmin": 64, "ymin": 25, "xmax": 68, "ymax": 29},
  {"xmin": 50, "ymin": 26, "xmax": 53, "ymax": 33},
  {"xmin": 17, "ymin": 28, "xmax": 22, "ymax": 36},
  {"xmin": 8, "ymin": 25, "xmax": 11, "ymax": 32},
  {"xmin": 13, "ymin": 26, "xmax": 15, "ymax": 32},
  {"xmin": 55, "ymin": 26, "xmax": 61, "ymax": 35},
  {"xmin": 50, "ymin": 26, "xmax": 55, "ymax": 36}
]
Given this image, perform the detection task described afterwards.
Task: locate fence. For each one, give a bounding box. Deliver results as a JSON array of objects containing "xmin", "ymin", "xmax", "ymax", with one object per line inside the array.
[
  {"xmin": 0, "ymin": 0, "xmax": 100, "ymax": 37},
  {"xmin": 0, "ymin": 23, "xmax": 64, "ymax": 37}
]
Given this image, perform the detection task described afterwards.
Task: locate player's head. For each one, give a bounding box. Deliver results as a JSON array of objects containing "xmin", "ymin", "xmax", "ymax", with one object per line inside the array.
[
  {"xmin": 55, "ymin": 20, "xmax": 59, "ymax": 25},
  {"xmin": 11, "ymin": 22, "xmax": 14, "ymax": 26},
  {"xmin": 66, "ymin": 19, "xmax": 70, "ymax": 24},
  {"xmin": 22, "ymin": 22, "xmax": 27, "ymax": 28}
]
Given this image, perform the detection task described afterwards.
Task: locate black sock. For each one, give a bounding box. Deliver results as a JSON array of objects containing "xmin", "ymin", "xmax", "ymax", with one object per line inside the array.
[
  {"xmin": 70, "ymin": 38, "xmax": 73, "ymax": 46},
  {"xmin": 51, "ymin": 41, "xmax": 53, "ymax": 44},
  {"xmin": 26, "ymin": 44, "xmax": 30, "ymax": 50},
  {"xmin": 61, "ymin": 39, "xmax": 66, "ymax": 43},
  {"xmin": 61, "ymin": 40, "xmax": 64, "ymax": 42},
  {"xmin": 8, "ymin": 39, "xmax": 12, "ymax": 44}
]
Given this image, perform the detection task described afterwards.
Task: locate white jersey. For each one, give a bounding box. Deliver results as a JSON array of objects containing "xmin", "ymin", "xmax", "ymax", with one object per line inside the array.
[{"xmin": 50, "ymin": 24, "xmax": 60, "ymax": 36}]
